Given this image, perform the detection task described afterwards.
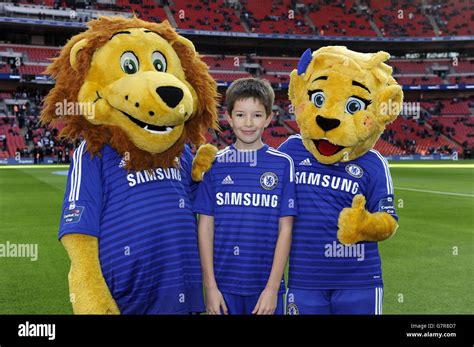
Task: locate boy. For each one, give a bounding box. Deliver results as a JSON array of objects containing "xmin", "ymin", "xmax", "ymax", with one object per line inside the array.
[{"xmin": 193, "ymin": 78, "xmax": 296, "ymax": 314}]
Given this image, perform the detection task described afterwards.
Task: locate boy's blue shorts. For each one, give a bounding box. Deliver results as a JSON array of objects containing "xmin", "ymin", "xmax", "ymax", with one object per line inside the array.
[
  {"xmin": 222, "ymin": 292, "xmax": 285, "ymax": 315},
  {"xmin": 286, "ymin": 287, "xmax": 384, "ymax": 315}
]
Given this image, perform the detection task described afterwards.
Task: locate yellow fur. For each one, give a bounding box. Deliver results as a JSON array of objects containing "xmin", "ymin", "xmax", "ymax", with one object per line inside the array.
[
  {"xmin": 49, "ymin": 17, "xmax": 218, "ymax": 314},
  {"xmin": 337, "ymin": 195, "xmax": 398, "ymax": 245},
  {"xmin": 192, "ymin": 144, "xmax": 218, "ymax": 181},
  {"xmin": 289, "ymin": 46, "xmax": 403, "ymax": 165},
  {"xmin": 61, "ymin": 234, "xmax": 120, "ymax": 314},
  {"xmin": 75, "ymin": 28, "xmax": 195, "ymax": 154},
  {"xmin": 289, "ymin": 46, "xmax": 402, "ymax": 244}
]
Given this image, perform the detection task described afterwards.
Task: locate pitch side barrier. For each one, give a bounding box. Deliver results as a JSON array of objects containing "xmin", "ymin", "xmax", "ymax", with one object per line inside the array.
[{"xmin": 0, "ymin": 154, "xmax": 465, "ymax": 165}]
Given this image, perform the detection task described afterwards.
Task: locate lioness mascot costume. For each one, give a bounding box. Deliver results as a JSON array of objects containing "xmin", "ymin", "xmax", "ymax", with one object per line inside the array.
[
  {"xmin": 279, "ymin": 46, "xmax": 403, "ymax": 314},
  {"xmin": 41, "ymin": 16, "xmax": 218, "ymax": 314}
]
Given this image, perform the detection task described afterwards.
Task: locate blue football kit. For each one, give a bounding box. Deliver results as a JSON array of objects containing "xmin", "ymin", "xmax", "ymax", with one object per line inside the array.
[
  {"xmin": 58, "ymin": 141, "xmax": 205, "ymax": 314},
  {"xmin": 193, "ymin": 144, "xmax": 297, "ymax": 314},
  {"xmin": 278, "ymin": 135, "xmax": 397, "ymax": 314}
]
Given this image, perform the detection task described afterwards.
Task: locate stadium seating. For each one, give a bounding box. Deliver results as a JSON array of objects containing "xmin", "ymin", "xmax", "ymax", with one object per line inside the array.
[
  {"xmin": 241, "ymin": 0, "xmax": 310, "ymax": 35},
  {"xmin": 303, "ymin": 0, "xmax": 376, "ymax": 36},
  {"xmin": 369, "ymin": 0, "xmax": 435, "ymax": 37},
  {"xmin": 433, "ymin": 0, "xmax": 474, "ymax": 36},
  {"xmin": 173, "ymin": 0, "xmax": 245, "ymax": 32},
  {"xmin": 429, "ymin": 116, "xmax": 474, "ymax": 147},
  {"xmin": 1, "ymin": 1, "xmax": 473, "ymax": 159}
]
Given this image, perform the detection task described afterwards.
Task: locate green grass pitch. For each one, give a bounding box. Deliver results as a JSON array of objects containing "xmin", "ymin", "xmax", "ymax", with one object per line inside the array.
[{"xmin": 0, "ymin": 161, "xmax": 472, "ymax": 314}]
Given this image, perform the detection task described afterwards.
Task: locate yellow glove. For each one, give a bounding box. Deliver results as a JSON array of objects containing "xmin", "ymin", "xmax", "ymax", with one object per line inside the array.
[
  {"xmin": 337, "ymin": 194, "xmax": 398, "ymax": 245},
  {"xmin": 191, "ymin": 144, "xmax": 218, "ymax": 182}
]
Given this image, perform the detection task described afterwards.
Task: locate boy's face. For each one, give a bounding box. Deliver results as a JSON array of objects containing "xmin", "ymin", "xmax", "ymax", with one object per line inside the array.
[{"xmin": 226, "ymin": 98, "xmax": 272, "ymax": 148}]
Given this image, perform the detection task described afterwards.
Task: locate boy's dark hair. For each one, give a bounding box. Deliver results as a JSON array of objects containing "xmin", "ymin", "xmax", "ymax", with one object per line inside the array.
[{"xmin": 226, "ymin": 78, "xmax": 275, "ymax": 116}]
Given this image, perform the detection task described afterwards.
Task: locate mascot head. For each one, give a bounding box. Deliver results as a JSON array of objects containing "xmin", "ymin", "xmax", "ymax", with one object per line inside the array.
[
  {"xmin": 289, "ymin": 46, "xmax": 403, "ymax": 165},
  {"xmin": 41, "ymin": 16, "xmax": 218, "ymax": 170}
]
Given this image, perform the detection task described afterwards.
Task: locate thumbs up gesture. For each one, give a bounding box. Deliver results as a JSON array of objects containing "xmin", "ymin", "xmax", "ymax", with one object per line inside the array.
[
  {"xmin": 337, "ymin": 194, "xmax": 398, "ymax": 245},
  {"xmin": 337, "ymin": 194, "xmax": 370, "ymax": 245}
]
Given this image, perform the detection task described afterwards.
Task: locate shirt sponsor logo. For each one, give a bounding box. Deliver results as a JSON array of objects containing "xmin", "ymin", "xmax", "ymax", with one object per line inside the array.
[
  {"xmin": 345, "ymin": 164, "xmax": 364, "ymax": 178},
  {"xmin": 296, "ymin": 172, "xmax": 359, "ymax": 194},
  {"xmin": 127, "ymin": 168, "xmax": 182, "ymax": 187},
  {"xmin": 216, "ymin": 192, "xmax": 279, "ymax": 208},
  {"xmin": 260, "ymin": 172, "xmax": 278, "ymax": 190}
]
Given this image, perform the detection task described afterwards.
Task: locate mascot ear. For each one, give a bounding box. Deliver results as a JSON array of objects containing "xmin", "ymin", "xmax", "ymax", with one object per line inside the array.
[
  {"xmin": 174, "ymin": 35, "xmax": 196, "ymax": 58},
  {"xmin": 379, "ymin": 84, "xmax": 403, "ymax": 124},
  {"xmin": 70, "ymin": 38, "xmax": 88, "ymax": 72},
  {"xmin": 289, "ymin": 69, "xmax": 306, "ymax": 106}
]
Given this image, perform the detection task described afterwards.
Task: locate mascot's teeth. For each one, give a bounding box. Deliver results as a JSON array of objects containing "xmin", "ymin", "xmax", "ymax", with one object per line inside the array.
[{"xmin": 143, "ymin": 125, "xmax": 174, "ymax": 134}]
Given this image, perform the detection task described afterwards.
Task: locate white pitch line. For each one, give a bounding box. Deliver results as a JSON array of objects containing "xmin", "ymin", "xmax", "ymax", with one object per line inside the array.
[{"xmin": 395, "ymin": 186, "xmax": 474, "ymax": 197}]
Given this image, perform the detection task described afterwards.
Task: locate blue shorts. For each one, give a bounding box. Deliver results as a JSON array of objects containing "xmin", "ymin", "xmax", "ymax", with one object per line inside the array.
[
  {"xmin": 286, "ymin": 287, "xmax": 384, "ymax": 315},
  {"xmin": 222, "ymin": 292, "xmax": 284, "ymax": 315}
]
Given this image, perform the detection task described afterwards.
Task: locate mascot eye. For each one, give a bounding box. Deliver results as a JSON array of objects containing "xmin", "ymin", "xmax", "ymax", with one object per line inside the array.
[
  {"xmin": 345, "ymin": 96, "xmax": 369, "ymax": 115},
  {"xmin": 120, "ymin": 52, "xmax": 139, "ymax": 74},
  {"xmin": 152, "ymin": 51, "xmax": 167, "ymax": 72},
  {"xmin": 309, "ymin": 90, "xmax": 325, "ymax": 108}
]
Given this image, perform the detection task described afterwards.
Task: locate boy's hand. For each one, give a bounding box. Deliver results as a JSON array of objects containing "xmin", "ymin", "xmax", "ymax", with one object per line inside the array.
[
  {"xmin": 205, "ymin": 287, "xmax": 228, "ymax": 315},
  {"xmin": 252, "ymin": 287, "xmax": 278, "ymax": 315},
  {"xmin": 192, "ymin": 144, "xmax": 218, "ymax": 181}
]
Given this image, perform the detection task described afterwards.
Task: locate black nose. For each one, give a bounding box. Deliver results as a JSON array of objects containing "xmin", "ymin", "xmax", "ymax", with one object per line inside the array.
[
  {"xmin": 156, "ymin": 86, "xmax": 184, "ymax": 109},
  {"xmin": 316, "ymin": 115, "xmax": 340, "ymax": 132}
]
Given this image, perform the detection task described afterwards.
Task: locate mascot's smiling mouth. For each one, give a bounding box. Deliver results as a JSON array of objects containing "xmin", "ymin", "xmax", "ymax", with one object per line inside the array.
[
  {"xmin": 313, "ymin": 139, "xmax": 345, "ymax": 156},
  {"xmin": 119, "ymin": 110, "xmax": 175, "ymax": 134},
  {"xmin": 96, "ymin": 91, "xmax": 180, "ymax": 135}
]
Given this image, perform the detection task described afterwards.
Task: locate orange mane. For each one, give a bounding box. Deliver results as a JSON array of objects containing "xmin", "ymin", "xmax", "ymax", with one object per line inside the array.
[{"xmin": 41, "ymin": 16, "xmax": 218, "ymax": 170}]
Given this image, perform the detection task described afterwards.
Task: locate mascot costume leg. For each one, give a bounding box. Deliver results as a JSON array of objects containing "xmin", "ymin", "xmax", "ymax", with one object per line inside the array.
[
  {"xmin": 41, "ymin": 16, "xmax": 218, "ymax": 314},
  {"xmin": 278, "ymin": 46, "xmax": 403, "ymax": 315}
]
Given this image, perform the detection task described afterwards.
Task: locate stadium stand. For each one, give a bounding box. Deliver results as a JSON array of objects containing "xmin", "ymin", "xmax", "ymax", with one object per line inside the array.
[{"xmin": 0, "ymin": 0, "xmax": 473, "ymax": 160}]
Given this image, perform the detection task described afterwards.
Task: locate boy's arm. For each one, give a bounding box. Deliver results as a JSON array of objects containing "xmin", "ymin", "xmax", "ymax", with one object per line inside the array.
[
  {"xmin": 253, "ymin": 216, "xmax": 293, "ymax": 315},
  {"xmin": 198, "ymin": 215, "xmax": 218, "ymax": 290},
  {"xmin": 198, "ymin": 214, "xmax": 228, "ymax": 315}
]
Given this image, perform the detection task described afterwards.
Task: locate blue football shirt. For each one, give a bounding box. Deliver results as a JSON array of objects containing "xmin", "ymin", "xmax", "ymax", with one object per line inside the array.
[
  {"xmin": 193, "ymin": 144, "xmax": 297, "ymax": 296},
  {"xmin": 58, "ymin": 141, "xmax": 204, "ymax": 314},
  {"xmin": 278, "ymin": 135, "xmax": 398, "ymax": 289}
]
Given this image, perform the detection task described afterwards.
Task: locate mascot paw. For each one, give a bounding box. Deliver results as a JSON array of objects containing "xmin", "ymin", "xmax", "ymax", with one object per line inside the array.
[
  {"xmin": 192, "ymin": 144, "xmax": 218, "ymax": 181},
  {"xmin": 337, "ymin": 194, "xmax": 369, "ymax": 245},
  {"xmin": 69, "ymin": 268, "xmax": 120, "ymax": 315}
]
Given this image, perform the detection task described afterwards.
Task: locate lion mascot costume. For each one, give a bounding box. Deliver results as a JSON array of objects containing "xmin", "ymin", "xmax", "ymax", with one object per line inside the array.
[
  {"xmin": 41, "ymin": 16, "xmax": 218, "ymax": 314},
  {"xmin": 278, "ymin": 46, "xmax": 403, "ymax": 315}
]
